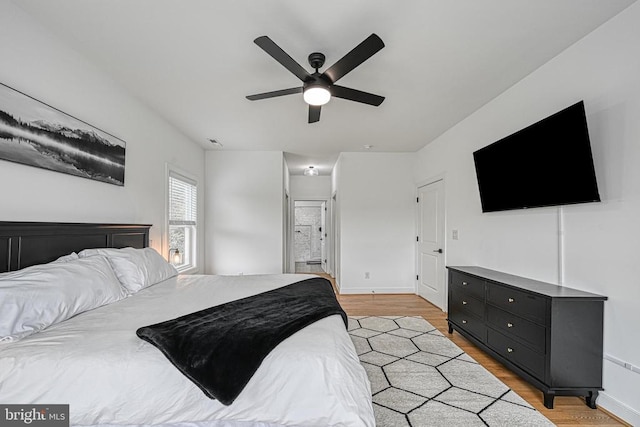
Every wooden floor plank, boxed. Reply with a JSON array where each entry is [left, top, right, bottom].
[[333, 290, 629, 427]]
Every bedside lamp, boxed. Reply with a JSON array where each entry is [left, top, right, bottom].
[[170, 248, 182, 265]]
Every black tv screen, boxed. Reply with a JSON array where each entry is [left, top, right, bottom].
[[473, 101, 600, 212]]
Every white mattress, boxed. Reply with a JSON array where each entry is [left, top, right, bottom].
[[0, 274, 374, 427]]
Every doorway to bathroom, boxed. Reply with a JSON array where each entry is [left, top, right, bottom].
[[293, 200, 326, 273]]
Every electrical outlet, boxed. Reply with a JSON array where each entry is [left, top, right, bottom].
[[452, 229, 459, 240], [364, 272, 370, 279]]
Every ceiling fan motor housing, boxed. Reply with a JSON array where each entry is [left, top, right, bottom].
[[304, 72, 332, 91]]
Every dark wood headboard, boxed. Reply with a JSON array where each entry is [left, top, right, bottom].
[[0, 222, 151, 272]]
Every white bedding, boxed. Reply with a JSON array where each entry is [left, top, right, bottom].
[[0, 274, 374, 427]]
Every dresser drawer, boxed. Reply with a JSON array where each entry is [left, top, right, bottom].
[[487, 328, 545, 379], [449, 310, 486, 342], [487, 283, 547, 324], [449, 271, 485, 299], [487, 305, 546, 354], [450, 288, 484, 318]]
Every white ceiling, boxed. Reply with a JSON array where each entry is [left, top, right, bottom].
[[14, 0, 635, 175]]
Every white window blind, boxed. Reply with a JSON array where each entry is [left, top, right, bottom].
[[169, 173, 197, 226]]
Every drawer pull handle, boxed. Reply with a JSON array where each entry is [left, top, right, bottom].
[[507, 347, 514, 353], [507, 322, 513, 328], [508, 298, 515, 303], [462, 281, 468, 286], [462, 320, 467, 324], [462, 301, 468, 305]]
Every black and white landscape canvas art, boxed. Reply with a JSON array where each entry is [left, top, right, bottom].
[[0, 83, 125, 186]]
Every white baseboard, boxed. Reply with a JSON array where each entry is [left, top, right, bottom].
[[597, 392, 640, 426], [338, 287, 415, 295]]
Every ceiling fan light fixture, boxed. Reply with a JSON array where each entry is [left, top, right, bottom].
[[303, 86, 331, 106], [303, 166, 319, 176]]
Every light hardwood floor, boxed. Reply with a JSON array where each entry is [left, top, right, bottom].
[[331, 287, 628, 427]]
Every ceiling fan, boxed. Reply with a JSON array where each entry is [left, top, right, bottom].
[[246, 34, 385, 123]]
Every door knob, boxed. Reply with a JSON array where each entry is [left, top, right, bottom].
[[433, 249, 443, 253]]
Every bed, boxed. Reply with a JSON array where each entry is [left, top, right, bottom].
[[0, 222, 374, 427]]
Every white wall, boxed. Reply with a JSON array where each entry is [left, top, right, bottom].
[[331, 158, 342, 281], [414, 3, 640, 423], [204, 151, 284, 275], [335, 152, 415, 293], [289, 175, 331, 200], [0, 2, 205, 267]]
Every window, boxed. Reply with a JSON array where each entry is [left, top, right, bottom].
[[168, 170, 197, 272]]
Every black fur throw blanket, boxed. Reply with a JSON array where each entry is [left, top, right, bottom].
[[136, 277, 346, 405]]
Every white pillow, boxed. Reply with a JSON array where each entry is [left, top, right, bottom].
[[78, 247, 178, 293], [0, 256, 126, 343], [51, 252, 79, 263]]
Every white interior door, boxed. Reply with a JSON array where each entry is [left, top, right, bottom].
[[417, 179, 446, 309], [330, 193, 337, 278], [284, 192, 291, 273], [320, 201, 327, 272]]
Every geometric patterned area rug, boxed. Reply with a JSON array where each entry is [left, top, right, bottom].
[[348, 316, 555, 427]]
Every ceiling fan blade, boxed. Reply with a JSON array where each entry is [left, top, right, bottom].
[[246, 87, 302, 101], [323, 34, 384, 83], [254, 36, 311, 82], [308, 105, 321, 123], [331, 85, 385, 106]]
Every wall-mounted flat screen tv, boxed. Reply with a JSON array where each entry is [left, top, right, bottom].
[[473, 101, 600, 213]]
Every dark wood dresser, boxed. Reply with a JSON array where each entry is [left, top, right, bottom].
[[447, 266, 607, 409]]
